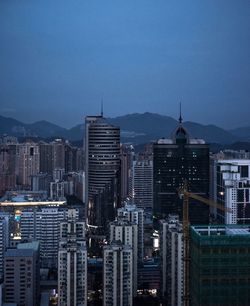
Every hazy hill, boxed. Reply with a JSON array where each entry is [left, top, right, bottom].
[[68, 124, 84, 141], [229, 126, 250, 141], [108, 112, 177, 137], [0, 115, 69, 139], [27, 120, 68, 139], [183, 122, 237, 144], [0, 115, 28, 135], [0, 112, 246, 145]]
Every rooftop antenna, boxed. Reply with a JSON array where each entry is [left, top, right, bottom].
[[179, 101, 183, 124], [101, 98, 103, 117]]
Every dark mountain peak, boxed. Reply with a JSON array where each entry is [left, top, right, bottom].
[[114, 112, 176, 120], [0, 114, 24, 125], [230, 126, 250, 140], [31, 120, 53, 126], [28, 120, 65, 130]]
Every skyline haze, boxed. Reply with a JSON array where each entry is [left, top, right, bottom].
[[1, 0, 250, 128]]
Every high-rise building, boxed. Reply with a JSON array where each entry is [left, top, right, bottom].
[[120, 144, 134, 201], [20, 207, 74, 268], [159, 215, 184, 305], [153, 117, 209, 224], [65, 142, 79, 173], [131, 159, 153, 209], [103, 241, 133, 306], [0, 283, 3, 306], [76, 148, 84, 171], [20, 210, 35, 240], [4, 241, 40, 306], [0, 143, 17, 176], [109, 219, 138, 295], [16, 141, 40, 187], [117, 202, 144, 262], [0, 213, 10, 281], [51, 139, 65, 171], [0, 173, 16, 198], [39, 141, 53, 175], [84, 115, 102, 205], [31, 173, 52, 195], [40, 140, 83, 175], [210, 158, 250, 224], [66, 171, 85, 202], [58, 209, 87, 306], [85, 115, 120, 229], [53, 168, 65, 181], [0, 144, 17, 195], [190, 225, 250, 306], [50, 180, 67, 200]]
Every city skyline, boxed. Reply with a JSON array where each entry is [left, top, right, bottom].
[[0, 115, 250, 305], [1, 0, 250, 128], [1, 1, 250, 304]]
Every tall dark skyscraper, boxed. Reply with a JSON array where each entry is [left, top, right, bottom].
[[85, 115, 121, 230], [153, 114, 209, 224], [39, 141, 53, 175]]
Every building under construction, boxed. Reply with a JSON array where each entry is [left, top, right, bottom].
[[190, 224, 250, 306]]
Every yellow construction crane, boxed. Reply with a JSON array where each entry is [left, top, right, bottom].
[[178, 183, 232, 306]]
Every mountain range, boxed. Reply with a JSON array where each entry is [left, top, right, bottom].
[[0, 113, 250, 145]]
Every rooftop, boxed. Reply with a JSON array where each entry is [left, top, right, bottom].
[[156, 138, 205, 144], [17, 241, 40, 252], [1, 190, 48, 202], [191, 225, 250, 237], [120, 201, 144, 212], [5, 248, 35, 258], [0, 190, 66, 207], [0, 200, 66, 207], [217, 159, 250, 166]]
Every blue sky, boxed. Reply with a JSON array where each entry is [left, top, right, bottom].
[[0, 0, 249, 128]]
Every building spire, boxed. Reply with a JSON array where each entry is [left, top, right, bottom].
[[179, 102, 183, 124], [101, 99, 103, 117]]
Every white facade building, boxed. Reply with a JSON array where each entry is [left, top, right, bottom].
[[211, 159, 250, 224], [109, 220, 138, 296], [58, 209, 87, 306], [117, 202, 144, 262], [50, 180, 67, 200], [103, 241, 133, 306], [160, 215, 184, 306], [0, 213, 10, 280], [20, 207, 76, 268], [131, 159, 153, 209]]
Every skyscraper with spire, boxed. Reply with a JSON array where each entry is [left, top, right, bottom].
[[153, 108, 209, 224]]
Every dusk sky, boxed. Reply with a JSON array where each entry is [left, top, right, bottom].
[[0, 0, 250, 128]]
